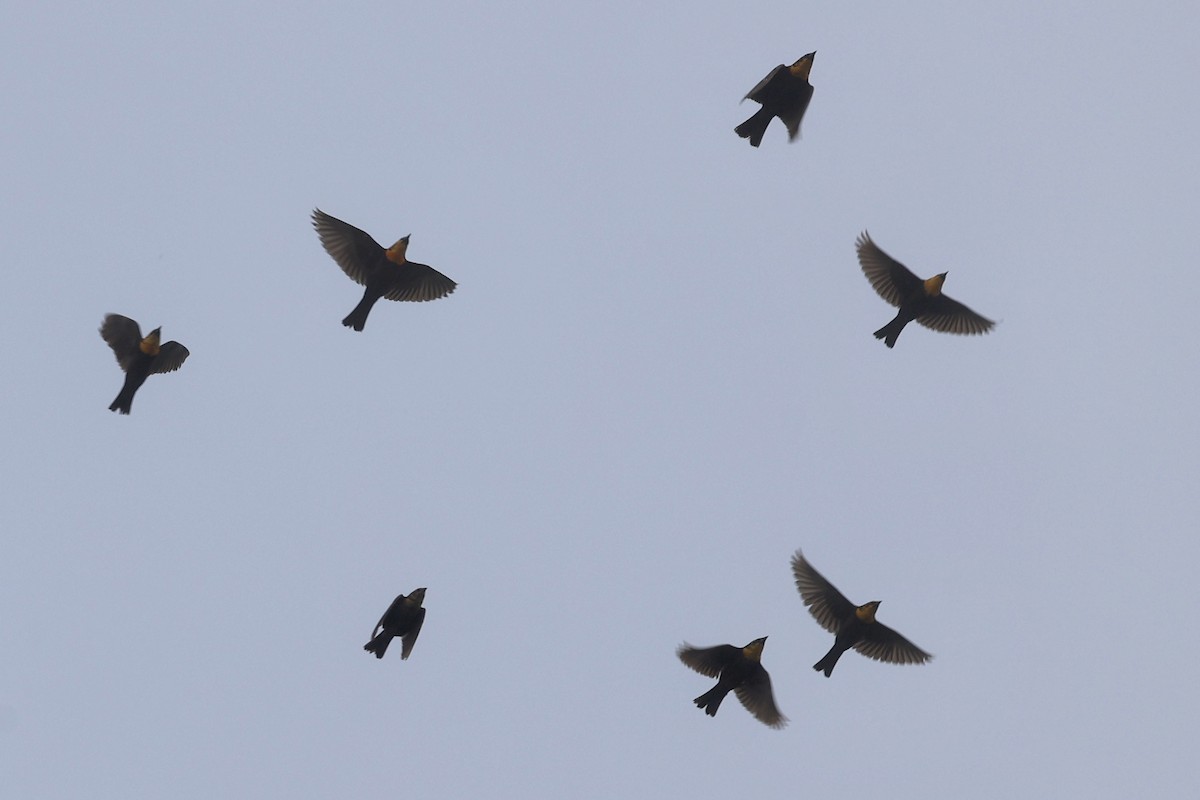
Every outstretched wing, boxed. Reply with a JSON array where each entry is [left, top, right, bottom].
[[382, 261, 458, 303], [312, 208, 386, 286], [151, 342, 189, 374], [676, 643, 738, 678], [734, 666, 787, 729], [856, 232, 923, 307], [854, 621, 932, 666], [791, 550, 857, 635], [99, 314, 144, 371], [915, 295, 995, 336]]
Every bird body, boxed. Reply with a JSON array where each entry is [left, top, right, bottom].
[[364, 588, 427, 660], [677, 637, 787, 728], [857, 232, 994, 348], [99, 314, 189, 414], [791, 550, 930, 677], [312, 209, 456, 331], [736, 52, 816, 147]]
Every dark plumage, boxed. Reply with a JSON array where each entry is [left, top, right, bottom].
[[735, 52, 816, 147], [791, 550, 931, 677], [364, 588, 426, 660], [99, 314, 189, 414], [312, 209, 456, 331], [857, 231, 995, 348], [677, 637, 787, 728]]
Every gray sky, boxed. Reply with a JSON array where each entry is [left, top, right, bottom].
[[4, 2, 1198, 797]]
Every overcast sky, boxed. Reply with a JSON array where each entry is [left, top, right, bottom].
[[3, 2, 1198, 798]]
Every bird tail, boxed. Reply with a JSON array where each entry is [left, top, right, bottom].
[[874, 319, 905, 349], [109, 390, 133, 415], [735, 107, 774, 148], [342, 296, 376, 331], [364, 633, 390, 659], [813, 646, 842, 677], [693, 687, 727, 717]]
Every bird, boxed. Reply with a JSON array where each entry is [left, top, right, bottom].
[[735, 52, 816, 147], [312, 209, 456, 331], [99, 314, 190, 414], [857, 231, 995, 348], [364, 588, 426, 660], [791, 550, 931, 677], [676, 637, 787, 728]]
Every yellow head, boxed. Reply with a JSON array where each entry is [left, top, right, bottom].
[[789, 51, 816, 81], [139, 327, 162, 356], [385, 235, 411, 265], [855, 601, 881, 623], [923, 272, 947, 297], [742, 636, 768, 661], [407, 587, 427, 607]]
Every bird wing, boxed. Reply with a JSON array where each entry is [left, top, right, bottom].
[[779, 86, 814, 141], [372, 594, 406, 639], [791, 550, 858, 635], [150, 342, 190, 374], [854, 621, 932, 666], [312, 208, 386, 287], [915, 295, 995, 336], [400, 607, 426, 660], [734, 667, 787, 729], [856, 232, 923, 307], [382, 261, 458, 302], [743, 64, 786, 102], [99, 314, 144, 371], [676, 643, 738, 678]]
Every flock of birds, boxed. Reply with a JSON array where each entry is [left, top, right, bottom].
[[678, 551, 932, 728], [98, 51, 996, 729]]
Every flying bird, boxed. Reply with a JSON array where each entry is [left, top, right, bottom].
[[364, 588, 426, 660], [791, 550, 931, 677], [99, 314, 189, 414], [312, 209, 456, 331], [857, 231, 995, 348], [735, 52, 816, 147], [677, 637, 787, 728]]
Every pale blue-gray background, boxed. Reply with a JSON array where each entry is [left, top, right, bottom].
[[3, 2, 1197, 797]]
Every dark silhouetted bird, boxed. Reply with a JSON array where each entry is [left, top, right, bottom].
[[791, 550, 931, 677], [677, 637, 787, 728], [99, 314, 190, 414], [736, 52, 816, 147], [312, 209, 456, 331], [857, 231, 995, 348], [364, 588, 426, 660]]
